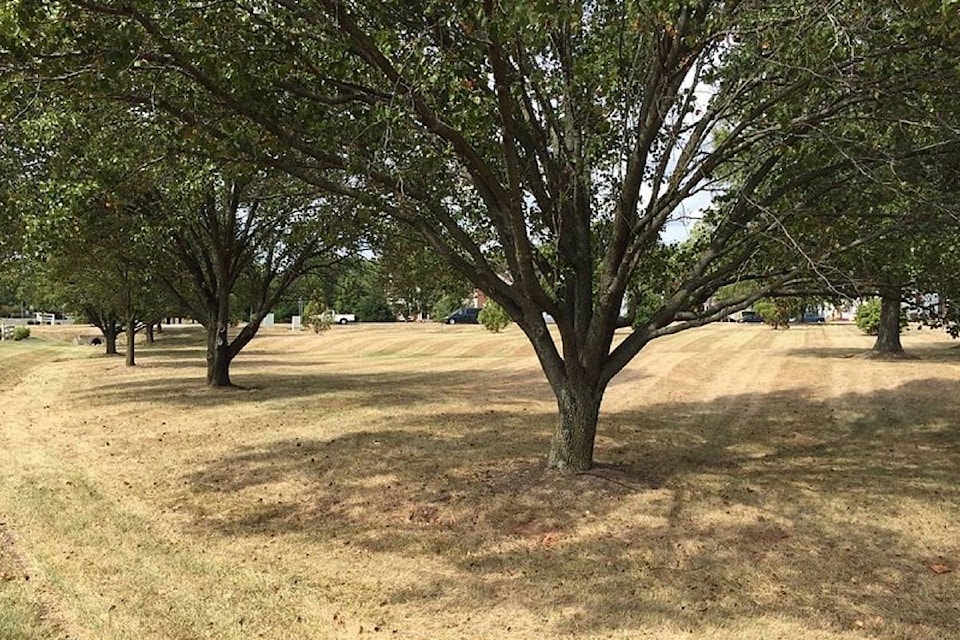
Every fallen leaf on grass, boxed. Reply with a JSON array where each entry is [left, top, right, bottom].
[[853, 616, 884, 630], [928, 563, 952, 575], [540, 532, 562, 547]]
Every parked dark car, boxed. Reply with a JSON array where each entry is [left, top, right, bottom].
[[739, 311, 763, 323], [445, 307, 481, 324], [801, 312, 825, 323]]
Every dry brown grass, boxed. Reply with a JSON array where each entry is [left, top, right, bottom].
[[0, 321, 958, 639]]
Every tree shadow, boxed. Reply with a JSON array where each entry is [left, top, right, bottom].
[[786, 340, 959, 362], [137, 357, 333, 371], [178, 378, 960, 638], [75, 367, 556, 410], [138, 346, 293, 367], [136, 326, 293, 365]]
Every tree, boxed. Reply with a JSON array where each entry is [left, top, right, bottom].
[[302, 293, 332, 333], [38, 198, 168, 363], [331, 259, 395, 321], [0, 80, 169, 362], [754, 300, 793, 330], [12, 1, 960, 468], [29, 159, 171, 364], [479, 300, 511, 333], [152, 169, 355, 386], [2, 32, 359, 380], [0, 68, 46, 320], [374, 229, 474, 320], [755, 111, 960, 353]]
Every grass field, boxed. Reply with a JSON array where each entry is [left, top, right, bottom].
[[0, 321, 958, 639]]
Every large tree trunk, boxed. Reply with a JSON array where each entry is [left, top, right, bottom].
[[105, 331, 118, 355], [873, 286, 903, 353], [145, 323, 155, 344], [519, 303, 615, 472], [548, 383, 602, 471], [206, 322, 234, 387], [90, 309, 122, 356], [205, 319, 265, 387], [124, 321, 136, 366]]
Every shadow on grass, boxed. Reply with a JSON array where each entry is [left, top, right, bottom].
[[76, 366, 556, 410], [138, 346, 294, 368], [136, 357, 330, 371], [179, 378, 960, 638], [135, 327, 292, 365], [786, 339, 960, 362]]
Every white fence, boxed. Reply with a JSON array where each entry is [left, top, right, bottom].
[[1, 324, 15, 341]]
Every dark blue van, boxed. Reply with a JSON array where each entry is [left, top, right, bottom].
[[444, 308, 481, 324]]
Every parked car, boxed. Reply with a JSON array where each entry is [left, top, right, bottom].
[[329, 312, 356, 324], [739, 310, 763, 323], [445, 307, 481, 324], [801, 312, 825, 324]]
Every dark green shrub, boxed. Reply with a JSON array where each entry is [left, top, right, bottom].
[[355, 295, 394, 322], [854, 299, 881, 335], [12, 326, 30, 341], [754, 299, 792, 329], [478, 300, 511, 333], [855, 298, 907, 336]]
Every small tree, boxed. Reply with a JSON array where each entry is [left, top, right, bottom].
[[856, 298, 907, 344], [479, 301, 511, 333], [153, 170, 354, 386], [303, 295, 331, 333], [855, 299, 882, 336], [755, 300, 794, 330]]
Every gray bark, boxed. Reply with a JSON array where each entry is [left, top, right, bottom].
[[124, 320, 136, 366], [547, 383, 602, 472], [873, 286, 904, 353]]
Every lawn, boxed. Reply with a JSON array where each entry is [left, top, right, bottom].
[[0, 322, 958, 639]]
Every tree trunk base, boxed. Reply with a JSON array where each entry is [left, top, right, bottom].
[[546, 456, 593, 473], [547, 387, 601, 472], [873, 286, 904, 354], [206, 382, 243, 390], [206, 374, 235, 388], [858, 350, 916, 361]]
